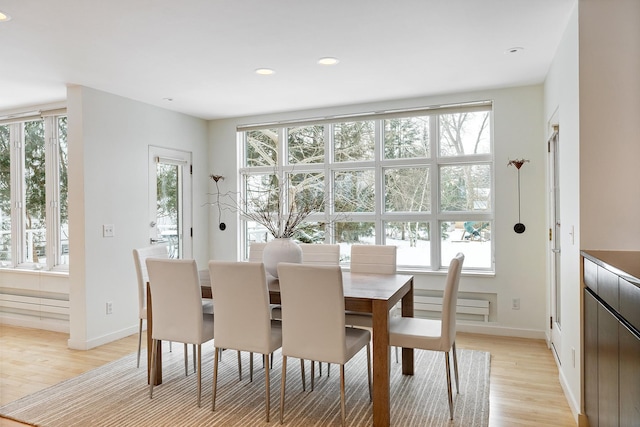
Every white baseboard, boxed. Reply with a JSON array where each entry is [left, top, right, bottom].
[[0, 313, 69, 333], [456, 321, 547, 340], [67, 325, 138, 350]]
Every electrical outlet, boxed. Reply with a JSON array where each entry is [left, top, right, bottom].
[[103, 224, 115, 237], [512, 298, 520, 310], [106, 302, 113, 315]]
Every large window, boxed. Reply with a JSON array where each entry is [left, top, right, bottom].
[[239, 103, 493, 271], [0, 112, 68, 270]]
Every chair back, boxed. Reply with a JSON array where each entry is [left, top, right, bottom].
[[248, 242, 267, 262], [300, 243, 340, 265], [208, 261, 275, 353], [441, 252, 465, 348], [146, 258, 205, 344], [350, 244, 396, 274], [277, 263, 346, 364], [133, 245, 169, 318]]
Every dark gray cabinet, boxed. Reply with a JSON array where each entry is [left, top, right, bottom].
[[582, 251, 640, 427]]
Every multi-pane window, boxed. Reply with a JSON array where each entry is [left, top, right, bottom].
[[0, 113, 68, 270], [239, 103, 493, 271]]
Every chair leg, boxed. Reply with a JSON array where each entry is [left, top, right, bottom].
[[300, 359, 306, 391], [265, 353, 271, 422], [366, 343, 372, 402], [250, 352, 254, 383], [237, 351, 242, 381], [197, 344, 202, 408], [212, 346, 219, 411], [280, 355, 288, 424], [452, 342, 460, 394], [395, 346, 399, 363], [136, 319, 143, 368], [184, 343, 189, 376], [444, 351, 454, 420], [193, 344, 197, 373], [340, 364, 346, 427], [149, 339, 157, 399], [311, 361, 315, 391]]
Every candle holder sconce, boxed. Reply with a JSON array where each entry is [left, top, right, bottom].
[[209, 174, 226, 231], [507, 159, 529, 234]]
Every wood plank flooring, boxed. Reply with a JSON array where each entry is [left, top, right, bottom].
[[0, 324, 576, 426]]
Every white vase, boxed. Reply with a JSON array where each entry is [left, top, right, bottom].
[[262, 238, 302, 278]]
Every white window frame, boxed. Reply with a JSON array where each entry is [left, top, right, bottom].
[[1, 109, 68, 271], [238, 102, 494, 272]]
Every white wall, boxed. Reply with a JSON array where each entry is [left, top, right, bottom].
[[543, 1, 640, 423], [67, 86, 209, 349], [209, 85, 549, 337], [544, 4, 582, 422], [579, 0, 640, 250]]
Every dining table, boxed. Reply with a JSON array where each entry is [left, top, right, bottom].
[[147, 268, 414, 427]]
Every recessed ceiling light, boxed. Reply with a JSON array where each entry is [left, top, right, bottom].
[[0, 11, 12, 22], [255, 68, 275, 75], [505, 47, 524, 54], [318, 57, 339, 66], [163, 97, 173, 102]]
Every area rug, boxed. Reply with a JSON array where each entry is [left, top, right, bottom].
[[1, 343, 490, 426]]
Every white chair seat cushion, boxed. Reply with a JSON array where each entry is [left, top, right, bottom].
[[344, 327, 371, 362], [202, 300, 214, 315], [269, 320, 283, 352], [388, 317, 448, 352], [344, 311, 372, 328], [270, 305, 282, 320], [201, 313, 215, 343]]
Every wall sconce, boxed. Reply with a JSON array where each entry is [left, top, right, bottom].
[[209, 174, 226, 230], [507, 159, 529, 234]]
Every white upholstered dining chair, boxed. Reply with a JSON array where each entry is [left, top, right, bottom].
[[146, 258, 215, 407], [344, 244, 397, 328], [134, 245, 212, 372], [271, 243, 340, 320], [133, 245, 169, 369], [277, 262, 372, 426], [388, 252, 465, 420], [209, 260, 282, 422], [248, 241, 267, 262]]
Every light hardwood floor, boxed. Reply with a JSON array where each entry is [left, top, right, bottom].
[[0, 324, 576, 427]]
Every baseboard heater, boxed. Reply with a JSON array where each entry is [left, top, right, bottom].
[[414, 295, 490, 322]]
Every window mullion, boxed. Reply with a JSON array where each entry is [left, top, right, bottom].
[[430, 115, 440, 270], [11, 124, 25, 265], [374, 119, 383, 244], [45, 116, 59, 269]]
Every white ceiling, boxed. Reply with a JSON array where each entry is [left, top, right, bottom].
[[1, 0, 575, 120]]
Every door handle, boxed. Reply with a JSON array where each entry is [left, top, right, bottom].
[[551, 248, 561, 253]]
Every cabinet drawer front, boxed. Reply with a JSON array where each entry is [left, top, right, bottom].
[[620, 278, 640, 332], [598, 266, 619, 311], [584, 259, 598, 291]]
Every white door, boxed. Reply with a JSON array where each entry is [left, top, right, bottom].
[[548, 127, 561, 362], [148, 146, 192, 259]]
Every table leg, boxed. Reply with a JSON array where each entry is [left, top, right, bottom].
[[372, 299, 390, 427], [401, 278, 414, 375], [146, 283, 162, 385]]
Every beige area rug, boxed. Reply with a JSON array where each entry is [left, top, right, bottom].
[[1, 342, 490, 426]]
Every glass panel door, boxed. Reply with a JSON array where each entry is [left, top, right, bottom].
[[548, 127, 561, 362], [148, 146, 192, 259]]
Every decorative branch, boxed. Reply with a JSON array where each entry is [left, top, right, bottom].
[[206, 168, 342, 239]]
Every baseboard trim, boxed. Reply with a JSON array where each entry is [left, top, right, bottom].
[[67, 325, 138, 350], [456, 321, 546, 339]]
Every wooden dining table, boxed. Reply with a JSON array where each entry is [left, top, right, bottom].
[[147, 269, 414, 427]]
